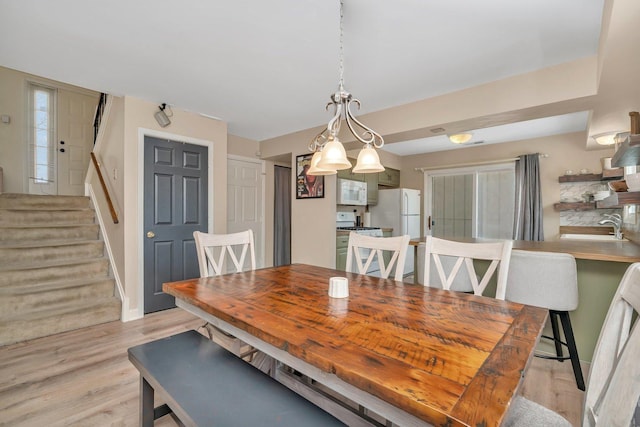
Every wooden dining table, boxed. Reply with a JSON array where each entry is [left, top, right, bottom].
[[163, 263, 547, 427]]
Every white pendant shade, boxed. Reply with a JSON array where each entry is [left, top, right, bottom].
[[352, 145, 385, 173], [307, 151, 337, 176], [316, 136, 351, 170]]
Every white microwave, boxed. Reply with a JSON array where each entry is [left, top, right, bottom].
[[337, 178, 367, 206]]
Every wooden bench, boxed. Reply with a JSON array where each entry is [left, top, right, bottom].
[[128, 330, 346, 427]]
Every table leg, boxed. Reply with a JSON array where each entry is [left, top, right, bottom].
[[414, 245, 419, 284], [140, 376, 154, 427]]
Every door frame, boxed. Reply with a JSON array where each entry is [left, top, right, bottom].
[[136, 128, 215, 317], [226, 154, 266, 268]]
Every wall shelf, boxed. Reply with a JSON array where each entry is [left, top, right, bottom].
[[558, 169, 623, 183], [596, 191, 640, 208], [554, 202, 596, 211]]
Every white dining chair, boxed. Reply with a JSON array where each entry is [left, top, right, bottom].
[[193, 230, 256, 359], [421, 236, 513, 298], [505, 250, 584, 391], [194, 229, 256, 277], [345, 232, 410, 281], [503, 262, 640, 427]]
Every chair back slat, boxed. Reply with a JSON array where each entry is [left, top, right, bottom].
[[194, 230, 256, 277], [422, 236, 512, 298], [345, 232, 410, 281], [583, 263, 640, 427]]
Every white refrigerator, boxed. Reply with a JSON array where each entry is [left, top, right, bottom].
[[370, 188, 421, 277]]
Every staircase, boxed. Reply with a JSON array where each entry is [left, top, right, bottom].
[[0, 193, 120, 346]]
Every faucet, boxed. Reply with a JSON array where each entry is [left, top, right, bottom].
[[598, 213, 623, 239]]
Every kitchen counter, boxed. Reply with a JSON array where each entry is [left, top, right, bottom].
[[408, 236, 640, 263]]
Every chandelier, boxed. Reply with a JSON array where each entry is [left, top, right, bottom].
[[307, 0, 385, 176]]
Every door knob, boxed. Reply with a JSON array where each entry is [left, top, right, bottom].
[[146, 231, 155, 238], [59, 148, 65, 153]]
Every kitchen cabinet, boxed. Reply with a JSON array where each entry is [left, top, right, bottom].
[[366, 172, 378, 205], [337, 166, 364, 182], [336, 233, 349, 271], [378, 167, 400, 188]]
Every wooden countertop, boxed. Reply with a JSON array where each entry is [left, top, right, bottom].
[[409, 237, 640, 263]]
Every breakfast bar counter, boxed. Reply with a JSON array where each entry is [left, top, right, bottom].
[[409, 236, 640, 263]]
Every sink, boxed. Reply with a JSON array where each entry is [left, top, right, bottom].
[[560, 233, 628, 242]]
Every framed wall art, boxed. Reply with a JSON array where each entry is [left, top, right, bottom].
[[295, 154, 324, 199]]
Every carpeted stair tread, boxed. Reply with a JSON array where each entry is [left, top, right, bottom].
[[0, 238, 102, 249], [0, 279, 116, 317], [0, 193, 91, 210], [0, 208, 95, 227], [0, 225, 99, 245], [0, 297, 121, 346], [0, 241, 104, 268], [0, 276, 114, 295], [0, 258, 109, 287]]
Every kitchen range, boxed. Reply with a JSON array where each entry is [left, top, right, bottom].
[[336, 212, 383, 276]]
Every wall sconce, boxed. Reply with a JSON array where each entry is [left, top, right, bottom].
[[154, 103, 172, 128], [448, 133, 473, 144]]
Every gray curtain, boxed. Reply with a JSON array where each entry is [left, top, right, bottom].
[[513, 153, 544, 241], [273, 166, 291, 266]]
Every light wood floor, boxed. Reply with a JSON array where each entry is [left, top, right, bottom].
[[0, 308, 585, 426]]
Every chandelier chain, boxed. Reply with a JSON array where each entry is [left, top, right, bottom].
[[338, 0, 344, 90]]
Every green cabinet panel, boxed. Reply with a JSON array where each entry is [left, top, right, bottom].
[[336, 234, 350, 271], [366, 172, 378, 205], [378, 167, 400, 188], [337, 166, 364, 182]]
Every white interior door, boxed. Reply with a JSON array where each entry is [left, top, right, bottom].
[[56, 89, 98, 195], [227, 156, 264, 268]]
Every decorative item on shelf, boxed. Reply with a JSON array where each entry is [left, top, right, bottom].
[[601, 157, 613, 170], [564, 169, 575, 175], [579, 168, 590, 175], [307, 0, 384, 176], [625, 173, 640, 192], [608, 180, 628, 192]]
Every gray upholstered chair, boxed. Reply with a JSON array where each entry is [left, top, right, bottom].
[[504, 262, 640, 426], [505, 250, 584, 391]]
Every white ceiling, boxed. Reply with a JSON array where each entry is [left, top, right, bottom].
[[0, 0, 607, 151]]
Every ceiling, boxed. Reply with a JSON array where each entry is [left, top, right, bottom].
[[2, 0, 633, 155]]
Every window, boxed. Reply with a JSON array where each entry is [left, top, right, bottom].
[[28, 84, 56, 184], [425, 163, 515, 239]]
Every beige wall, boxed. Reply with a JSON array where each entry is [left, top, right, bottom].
[[400, 131, 612, 239], [228, 134, 260, 159], [0, 66, 99, 193]]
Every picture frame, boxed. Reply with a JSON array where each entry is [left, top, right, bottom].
[[296, 154, 324, 199]]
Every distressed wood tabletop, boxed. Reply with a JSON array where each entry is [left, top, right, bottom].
[[164, 264, 547, 426]]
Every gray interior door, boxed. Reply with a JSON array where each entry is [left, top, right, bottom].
[[144, 136, 207, 313]]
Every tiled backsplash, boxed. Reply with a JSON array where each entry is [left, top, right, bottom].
[[559, 181, 621, 226]]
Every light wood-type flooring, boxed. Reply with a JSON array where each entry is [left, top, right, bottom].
[[0, 308, 586, 426]]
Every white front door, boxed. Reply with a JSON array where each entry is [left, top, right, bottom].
[[227, 157, 264, 268], [56, 89, 99, 195]]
